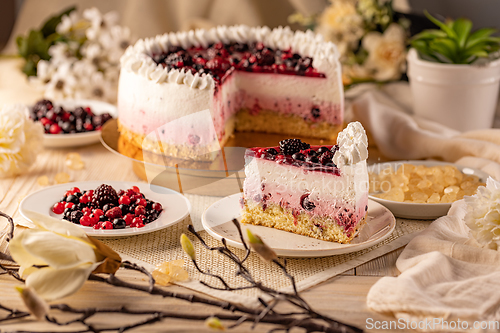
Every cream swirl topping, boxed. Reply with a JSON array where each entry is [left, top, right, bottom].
[[333, 122, 368, 166]]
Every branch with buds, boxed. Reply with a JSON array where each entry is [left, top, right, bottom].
[[0, 212, 362, 333]]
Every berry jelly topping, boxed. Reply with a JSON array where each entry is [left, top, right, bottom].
[[51, 184, 163, 229], [249, 139, 340, 175], [151, 42, 326, 86], [30, 99, 113, 134]]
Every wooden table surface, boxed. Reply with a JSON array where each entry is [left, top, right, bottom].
[[0, 142, 411, 333]]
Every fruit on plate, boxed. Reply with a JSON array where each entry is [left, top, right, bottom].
[[30, 99, 113, 134], [51, 184, 163, 229]]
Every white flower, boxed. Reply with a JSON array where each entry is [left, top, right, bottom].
[[362, 23, 407, 81], [465, 178, 500, 250], [0, 104, 43, 177], [83, 7, 119, 41], [48, 42, 79, 65], [78, 70, 117, 103], [43, 61, 79, 100], [9, 211, 121, 301], [98, 26, 134, 64], [56, 11, 80, 34], [316, 0, 365, 59]]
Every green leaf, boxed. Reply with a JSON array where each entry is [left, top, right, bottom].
[[429, 38, 458, 63], [466, 28, 497, 49], [424, 10, 457, 39], [412, 29, 447, 41], [452, 18, 472, 49], [40, 6, 76, 38], [22, 58, 37, 76]]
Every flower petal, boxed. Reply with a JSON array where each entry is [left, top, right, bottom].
[[23, 211, 89, 239], [25, 263, 98, 301], [19, 229, 97, 270], [9, 230, 48, 268]]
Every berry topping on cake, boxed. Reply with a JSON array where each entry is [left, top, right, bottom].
[[92, 184, 119, 208]]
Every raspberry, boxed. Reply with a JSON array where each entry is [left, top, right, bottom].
[[91, 184, 119, 208], [152, 202, 162, 211], [105, 207, 122, 220], [136, 198, 147, 207], [135, 205, 146, 216]]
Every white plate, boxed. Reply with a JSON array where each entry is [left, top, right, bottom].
[[19, 181, 191, 237], [368, 160, 489, 219], [201, 193, 395, 258], [39, 99, 117, 148]]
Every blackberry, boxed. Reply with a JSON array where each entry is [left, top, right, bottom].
[[279, 139, 309, 156], [319, 151, 334, 165], [331, 145, 339, 154], [69, 211, 84, 224], [91, 184, 119, 208]]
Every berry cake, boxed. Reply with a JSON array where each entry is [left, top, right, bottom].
[[241, 122, 369, 244], [118, 25, 343, 161]]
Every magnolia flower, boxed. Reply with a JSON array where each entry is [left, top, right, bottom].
[[0, 104, 43, 177], [362, 23, 406, 81], [9, 211, 121, 301], [316, 0, 364, 59], [465, 178, 500, 250]]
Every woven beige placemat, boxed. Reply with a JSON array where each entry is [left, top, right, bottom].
[[102, 194, 431, 308]]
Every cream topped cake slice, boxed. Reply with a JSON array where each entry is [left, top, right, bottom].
[[241, 122, 369, 244]]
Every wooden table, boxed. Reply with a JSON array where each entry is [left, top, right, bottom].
[[0, 142, 409, 332]]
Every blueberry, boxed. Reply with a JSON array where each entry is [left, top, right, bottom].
[[292, 153, 305, 161], [102, 203, 115, 212], [300, 194, 316, 211], [306, 156, 319, 163], [311, 107, 320, 119], [66, 195, 79, 204], [119, 204, 129, 214], [317, 147, 330, 154], [99, 215, 108, 222], [113, 218, 126, 229], [70, 211, 83, 224], [266, 148, 278, 155]]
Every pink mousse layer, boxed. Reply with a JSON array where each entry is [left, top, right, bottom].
[[120, 74, 342, 144]]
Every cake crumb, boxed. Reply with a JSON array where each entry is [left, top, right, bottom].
[[152, 259, 188, 286]]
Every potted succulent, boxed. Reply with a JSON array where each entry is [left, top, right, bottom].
[[407, 12, 500, 132]]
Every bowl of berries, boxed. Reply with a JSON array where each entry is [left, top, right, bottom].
[[29, 99, 117, 148], [19, 181, 191, 237]]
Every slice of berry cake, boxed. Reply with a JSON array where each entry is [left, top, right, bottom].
[[241, 122, 369, 244]]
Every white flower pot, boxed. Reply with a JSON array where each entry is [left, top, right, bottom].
[[407, 48, 500, 132]]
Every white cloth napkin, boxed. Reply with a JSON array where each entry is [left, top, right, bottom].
[[350, 84, 500, 180], [366, 200, 500, 332]]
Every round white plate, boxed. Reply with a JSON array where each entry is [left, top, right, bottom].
[[19, 181, 191, 237], [201, 193, 395, 258], [368, 160, 489, 219], [39, 99, 117, 148]]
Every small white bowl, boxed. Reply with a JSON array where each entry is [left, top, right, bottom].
[[368, 160, 489, 220], [39, 99, 117, 148]]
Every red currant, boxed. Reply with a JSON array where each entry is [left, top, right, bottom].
[[65, 202, 74, 209], [49, 124, 62, 134], [101, 221, 113, 229], [136, 198, 147, 207], [82, 207, 92, 215], [80, 195, 89, 204], [136, 222, 145, 228], [52, 202, 65, 214], [131, 186, 140, 193], [80, 215, 92, 227], [70, 187, 80, 194], [124, 214, 134, 226], [152, 202, 162, 211], [135, 205, 146, 216], [89, 214, 99, 226], [132, 217, 143, 225], [119, 196, 131, 205], [93, 222, 103, 229]]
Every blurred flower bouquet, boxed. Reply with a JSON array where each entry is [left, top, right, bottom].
[[16, 7, 135, 103], [290, 0, 409, 85]]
